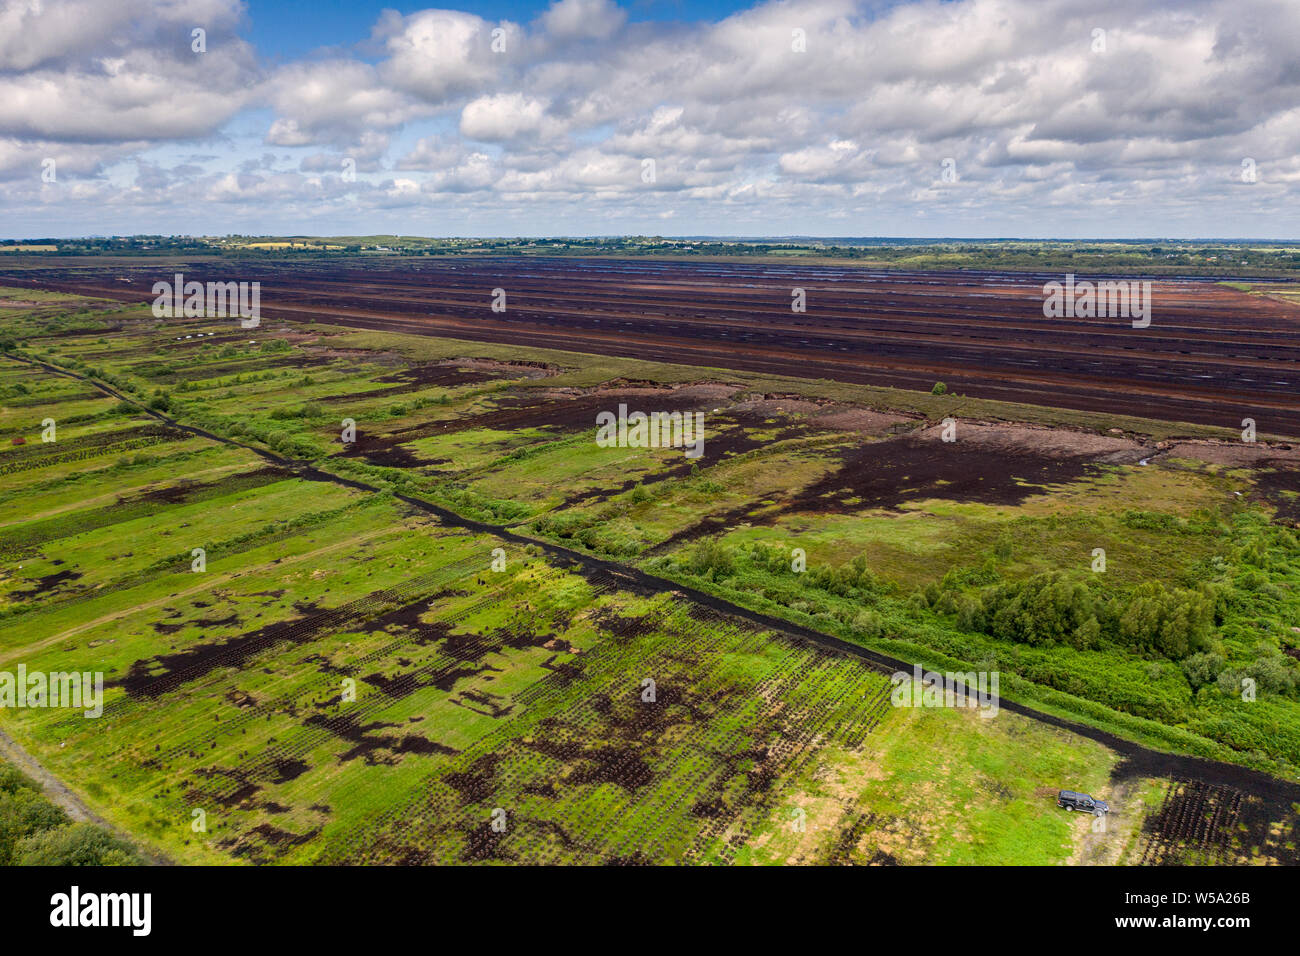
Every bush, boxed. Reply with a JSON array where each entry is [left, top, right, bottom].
[[1243, 650, 1298, 696], [0, 765, 37, 795], [689, 539, 734, 577], [805, 555, 881, 599], [270, 402, 325, 421], [1181, 651, 1226, 690], [1121, 510, 1180, 532], [852, 609, 884, 638], [931, 382, 947, 395], [14, 821, 140, 866], [0, 788, 69, 865]]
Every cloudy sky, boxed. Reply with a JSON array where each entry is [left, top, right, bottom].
[[3, 0, 1299, 239]]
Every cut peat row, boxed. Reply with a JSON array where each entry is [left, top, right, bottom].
[[7, 255, 1298, 437]]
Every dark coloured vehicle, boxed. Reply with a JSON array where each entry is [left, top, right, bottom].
[[1058, 790, 1110, 814]]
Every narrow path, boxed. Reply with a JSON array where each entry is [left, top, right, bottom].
[[0, 725, 172, 865], [6, 351, 1300, 815]]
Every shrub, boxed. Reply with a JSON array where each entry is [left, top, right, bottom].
[[1121, 510, 1180, 532], [0, 764, 38, 796], [852, 609, 884, 638], [269, 402, 325, 421], [14, 821, 140, 866], [689, 539, 733, 577], [1243, 650, 1298, 696], [806, 555, 881, 599], [0, 788, 69, 865], [1181, 651, 1226, 690]]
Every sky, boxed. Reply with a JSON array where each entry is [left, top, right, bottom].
[[2, 0, 1299, 239]]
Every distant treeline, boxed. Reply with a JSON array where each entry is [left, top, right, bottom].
[[3, 236, 1300, 276]]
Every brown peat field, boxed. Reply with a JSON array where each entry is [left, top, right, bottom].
[[0, 256, 1298, 866]]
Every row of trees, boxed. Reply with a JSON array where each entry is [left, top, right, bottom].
[[692, 540, 1272, 669], [960, 573, 1219, 660]]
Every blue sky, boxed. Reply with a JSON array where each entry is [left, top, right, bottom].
[[245, 0, 759, 58], [3, 0, 1299, 239]]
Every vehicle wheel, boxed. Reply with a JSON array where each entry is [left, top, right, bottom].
[[1064, 805, 1072, 811]]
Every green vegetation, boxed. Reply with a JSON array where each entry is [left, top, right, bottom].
[[1, 283, 1298, 866], [1, 762, 140, 865], [5, 236, 1300, 278]]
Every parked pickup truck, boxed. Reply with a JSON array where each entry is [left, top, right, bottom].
[[1058, 790, 1110, 814]]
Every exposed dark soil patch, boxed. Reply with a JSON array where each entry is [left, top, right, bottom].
[[443, 753, 502, 802], [153, 613, 241, 635], [352, 596, 453, 644], [133, 465, 288, 505], [115, 600, 335, 698], [303, 711, 458, 765], [588, 606, 656, 640], [449, 689, 514, 718], [270, 757, 309, 782], [192, 767, 261, 807], [397, 387, 715, 441], [337, 381, 740, 474], [787, 434, 1100, 513], [217, 822, 321, 863], [1253, 465, 1300, 524], [376, 363, 506, 388], [1135, 778, 1300, 865], [651, 432, 1105, 552], [524, 737, 655, 792], [604, 850, 656, 865], [8, 567, 82, 599], [459, 820, 514, 863], [560, 421, 808, 507], [340, 431, 434, 468], [316, 363, 504, 405]]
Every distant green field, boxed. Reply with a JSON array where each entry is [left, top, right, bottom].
[[5, 236, 1300, 278]]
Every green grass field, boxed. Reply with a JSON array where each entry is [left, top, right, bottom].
[[1, 288, 1297, 865]]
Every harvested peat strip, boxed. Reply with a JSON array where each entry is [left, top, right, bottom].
[[7, 258, 1300, 438]]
